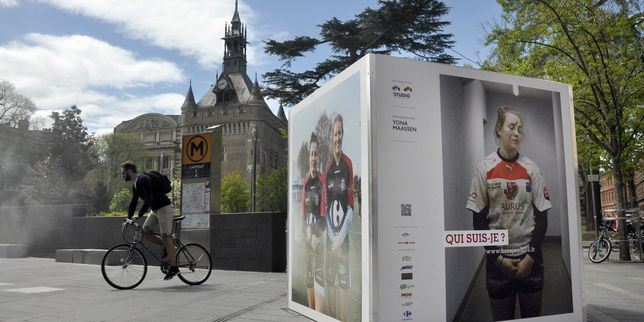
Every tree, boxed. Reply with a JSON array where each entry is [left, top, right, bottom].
[[85, 132, 146, 211], [221, 171, 250, 213], [31, 106, 97, 204], [256, 167, 288, 212], [109, 188, 133, 212], [263, 0, 456, 106], [483, 0, 643, 260], [0, 80, 35, 127]]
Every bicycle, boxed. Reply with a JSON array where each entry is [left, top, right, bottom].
[[101, 216, 212, 289], [588, 220, 612, 263], [607, 220, 643, 260]]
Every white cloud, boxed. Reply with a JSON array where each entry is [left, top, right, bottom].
[[37, 0, 262, 68], [0, 33, 183, 92], [0, 33, 185, 132], [78, 93, 185, 134], [0, 0, 19, 7]]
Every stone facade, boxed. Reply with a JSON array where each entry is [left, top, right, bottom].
[[113, 113, 180, 176], [114, 1, 287, 180]]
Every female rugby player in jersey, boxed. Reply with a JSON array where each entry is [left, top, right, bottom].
[[325, 114, 354, 322], [301, 133, 326, 312], [466, 106, 551, 320]]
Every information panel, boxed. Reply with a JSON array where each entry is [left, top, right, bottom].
[[181, 131, 220, 229]]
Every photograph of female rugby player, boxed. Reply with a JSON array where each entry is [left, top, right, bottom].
[[440, 75, 573, 321], [289, 72, 363, 322]]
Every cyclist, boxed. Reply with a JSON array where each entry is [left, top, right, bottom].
[[121, 161, 178, 280], [466, 107, 551, 320]]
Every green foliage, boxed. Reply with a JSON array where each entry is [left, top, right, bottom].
[[263, 0, 456, 106], [96, 211, 127, 217], [256, 167, 288, 213], [85, 133, 146, 197], [45, 106, 95, 178], [221, 171, 250, 213], [84, 132, 146, 212], [279, 127, 288, 140], [482, 0, 642, 259], [29, 106, 96, 204], [482, 0, 642, 198], [109, 188, 133, 212]]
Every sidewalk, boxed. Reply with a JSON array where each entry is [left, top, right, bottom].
[[583, 249, 644, 322], [0, 252, 642, 322], [0, 258, 309, 322]]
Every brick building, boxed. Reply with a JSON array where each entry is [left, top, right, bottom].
[[599, 169, 644, 222]]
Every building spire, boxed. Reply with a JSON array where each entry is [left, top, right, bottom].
[[251, 72, 262, 100], [232, 0, 240, 22], [181, 81, 197, 110], [223, 0, 247, 75], [277, 103, 287, 123]]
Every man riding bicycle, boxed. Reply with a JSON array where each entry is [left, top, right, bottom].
[[121, 161, 178, 280]]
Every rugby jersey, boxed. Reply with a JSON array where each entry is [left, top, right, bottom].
[[325, 153, 354, 234], [302, 172, 326, 235], [467, 151, 552, 255]]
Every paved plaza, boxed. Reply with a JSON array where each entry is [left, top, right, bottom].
[[0, 249, 642, 322]]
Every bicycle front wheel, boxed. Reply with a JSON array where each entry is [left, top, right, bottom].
[[588, 238, 611, 263], [101, 244, 147, 289], [176, 243, 212, 285]]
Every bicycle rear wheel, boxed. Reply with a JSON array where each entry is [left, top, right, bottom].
[[176, 243, 212, 285], [101, 244, 147, 289], [588, 238, 611, 263]]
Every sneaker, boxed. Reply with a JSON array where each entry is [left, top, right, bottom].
[[164, 266, 179, 280]]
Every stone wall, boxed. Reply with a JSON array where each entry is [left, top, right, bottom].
[[210, 212, 286, 272]]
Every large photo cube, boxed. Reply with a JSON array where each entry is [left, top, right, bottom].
[[288, 54, 583, 322]]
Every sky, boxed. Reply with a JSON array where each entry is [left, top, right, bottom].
[[0, 0, 502, 135]]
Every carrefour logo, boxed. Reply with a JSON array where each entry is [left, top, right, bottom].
[[392, 85, 413, 99]]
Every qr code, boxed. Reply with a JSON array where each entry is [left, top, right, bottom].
[[401, 204, 412, 216]]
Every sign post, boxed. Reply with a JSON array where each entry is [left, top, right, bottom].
[[180, 128, 221, 229]]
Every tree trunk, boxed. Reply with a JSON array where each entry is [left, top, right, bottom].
[[627, 178, 637, 209], [613, 157, 631, 261]]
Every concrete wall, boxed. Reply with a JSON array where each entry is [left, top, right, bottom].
[[210, 212, 286, 272], [0, 206, 209, 258]]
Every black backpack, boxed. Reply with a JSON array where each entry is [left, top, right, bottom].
[[145, 171, 172, 194]]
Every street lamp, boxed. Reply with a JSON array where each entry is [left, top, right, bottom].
[[251, 125, 258, 213]]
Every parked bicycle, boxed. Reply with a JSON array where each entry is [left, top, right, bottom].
[[101, 216, 212, 289], [588, 220, 612, 263], [589, 219, 643, 263], [610, 221, 643, 260]]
